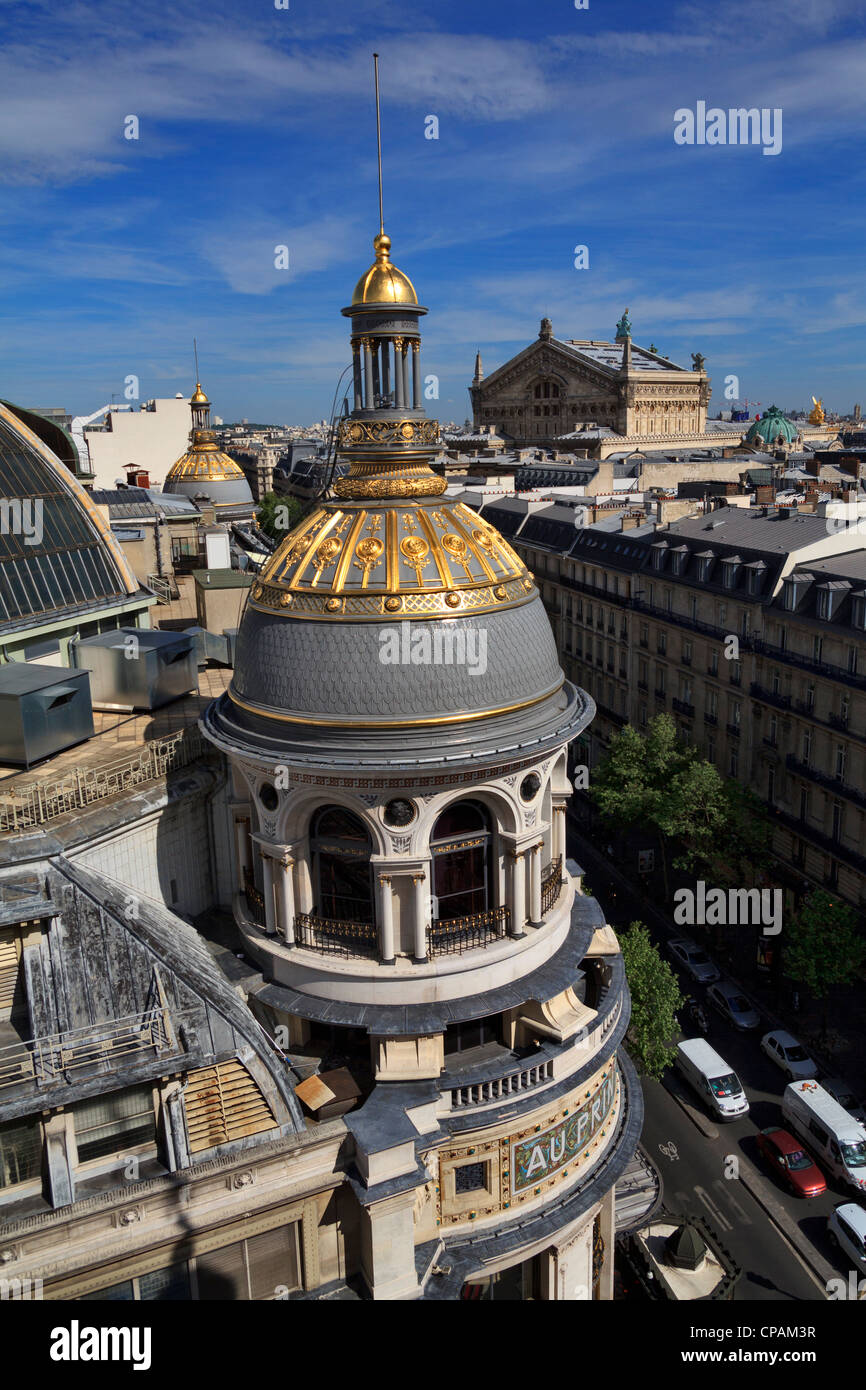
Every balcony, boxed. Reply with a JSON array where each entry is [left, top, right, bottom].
[[754, 637, 866, 691], [770, 806, 866, 876], [784, 756, 866, 811], [429, 905, 510, 957], [749, 682, 791, 712], [703, 711, 718, 726], [449, 1058, 554, 1110], [654, 688, 667, 702], [541, 856, 563, 917], [0, 1008, 174, 1093], [295, 911, 379, 960], [672, 697, 695, 718], [726, 723, 741, 738]]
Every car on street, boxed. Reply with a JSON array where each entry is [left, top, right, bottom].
[[827, 1202, 866, 1275], [668, 937, 720, 984], [706, 981, 761, 1031], [760, 1029, 819, 1081], [756, 1126, 826, 1198], [821, 1077, 866, 1125]]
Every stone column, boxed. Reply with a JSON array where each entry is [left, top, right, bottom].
[[363, 339, 374, 409], [412, 341, 422, 409], [378, 874, 395, 964], [393, 338, 404, 408], [529, 842, 543, 926], [412, 870, 428, 963], [371, 340, 381, 402], [352, 341, 363, 410], [381, 338, 391, 403], [508, 850, 526, 938], [234, 818, 250, 884], [597, 1190, 615, 1302], [275, 855, 296, 945], [401, 341, 411, 408], [359, 1189, 421, 1300], [262, 852, 276, 936], [552, 804, 565, 866], [44, 1112, 76, 1209]]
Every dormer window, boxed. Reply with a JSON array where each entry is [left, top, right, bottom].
[[695, 551, 714, 582], [816, 587, 832, 621], [670, 546, 689, 576], [783, 572, 811, 612], [651, 542, 668, 572], [816, 580, 851, 622], [851, 592, 866, 631], [721, 556, 741, 589], [745, 561, 766, 596]]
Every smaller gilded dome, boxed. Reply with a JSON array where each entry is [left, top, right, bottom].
[[190, 382, 209, 406], [352, 233, 418, 306]]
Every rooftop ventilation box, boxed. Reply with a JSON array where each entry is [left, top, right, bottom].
[[0, 663, 94, 767], [74, 628, 197, 710]]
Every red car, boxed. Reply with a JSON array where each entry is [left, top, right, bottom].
[[757, 1127, 827, 1198]]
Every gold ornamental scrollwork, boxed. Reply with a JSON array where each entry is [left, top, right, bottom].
[[334, 474, 446, 499], [336, 417, 440, 449]]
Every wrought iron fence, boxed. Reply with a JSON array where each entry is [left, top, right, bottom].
[[295, 911, 379, 960], [0, 728, 207, 833], [541, 856, 563, 917], [428, 905, 509, 957]]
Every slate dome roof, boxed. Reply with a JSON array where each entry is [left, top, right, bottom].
[[163, 382, 253, 509]]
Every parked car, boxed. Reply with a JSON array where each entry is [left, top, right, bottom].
[[783, 1081, 866, 1194], [827, 1202, 866, 1275], [668, 937, 720, 984], [821, 1077, 866, 1126], [761, 1029, 819, 1081], [706, 981, 761, 1031], [756, 1126, 826, 1198]]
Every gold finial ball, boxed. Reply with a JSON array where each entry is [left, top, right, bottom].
[[374, 233, 391, 259]]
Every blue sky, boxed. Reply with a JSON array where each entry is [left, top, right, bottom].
[[0, 0, 865, 424]]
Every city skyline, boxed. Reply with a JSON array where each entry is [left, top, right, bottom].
[[1, 0, 865, 422]]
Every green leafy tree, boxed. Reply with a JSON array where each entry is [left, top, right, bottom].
[[256, 491, 305, 541], [618, 920, 686, 1079], [783, 889, 866, 1036], [592, 713, 772, 900]]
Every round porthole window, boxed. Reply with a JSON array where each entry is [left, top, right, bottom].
[[259, 783, 279, 812], [520, 774, 541, 803], [384, 798, 416, 827]]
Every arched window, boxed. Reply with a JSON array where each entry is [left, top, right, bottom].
[[311, 806, 373, 922], [431, 801, 492, 921]]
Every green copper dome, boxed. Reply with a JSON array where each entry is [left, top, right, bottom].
[[744, 405, 799, 447]]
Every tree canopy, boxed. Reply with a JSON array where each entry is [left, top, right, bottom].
[[618, 920, 685, 1079], [256, 491, 306, 541]]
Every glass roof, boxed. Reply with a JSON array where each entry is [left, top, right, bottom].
[[0, 412, 134, 628]]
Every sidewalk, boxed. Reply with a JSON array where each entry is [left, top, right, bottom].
[[567, 810, 866, 1102]]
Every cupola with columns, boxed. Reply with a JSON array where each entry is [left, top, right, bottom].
[[200, 55, 639, 1302]]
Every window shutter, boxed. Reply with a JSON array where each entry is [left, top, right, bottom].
[[196, 1239, 248, 1300], [246, 1226, 300, 1300], [0, 928, 24, 1022], [184, 1061, 276, 1154]]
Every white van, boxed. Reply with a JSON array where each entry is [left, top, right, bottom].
[[676, 1038, 749, 1121], [782, 1080, 866, 1194]]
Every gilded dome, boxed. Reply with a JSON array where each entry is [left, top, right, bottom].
[[249, 498, 532, 624], [163, 381, 254, 509], [352, 233, 418, 306]]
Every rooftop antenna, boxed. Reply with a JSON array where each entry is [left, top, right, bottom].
[[373, 52, 384, 235], [193, 337, 200, 382]]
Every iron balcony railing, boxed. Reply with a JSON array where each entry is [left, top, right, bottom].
[[295, 911, 379, 960], [429, 905, 509, 957], [0, 728, 207, 833], [541, 856, 563, 917], [0, 1007, 174, 1093], [785, 755, 866, 811]]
